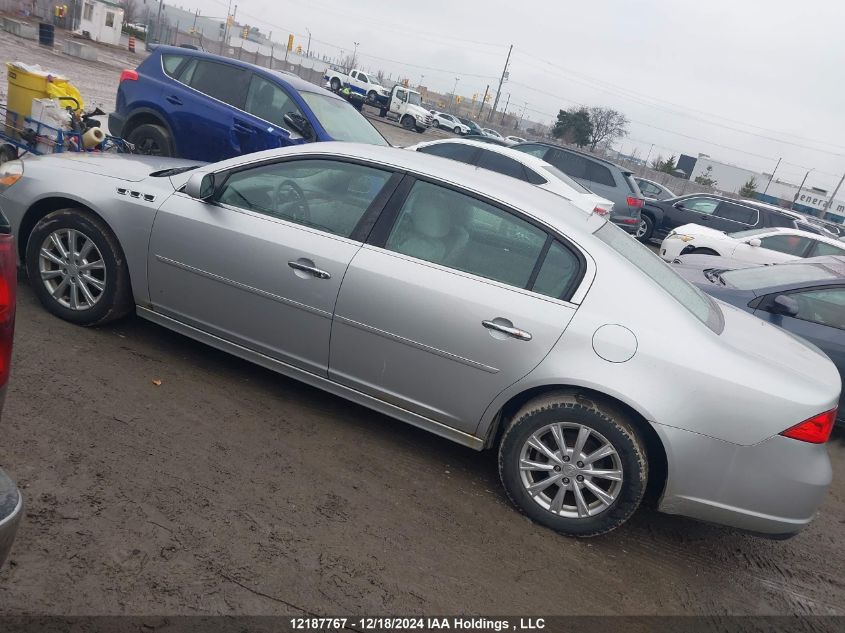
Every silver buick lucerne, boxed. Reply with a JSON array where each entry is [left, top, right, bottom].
[[0, 143, 838, 537]]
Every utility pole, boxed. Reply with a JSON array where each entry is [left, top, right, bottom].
[[306, 28, 311, 57], [824, 171, 845, 217], [762, 157, 781, 196], [477, 84, 489, 118], [792, 168, 814, 211], [644, 143, 654, 167], [156, 0, 164, 44], [222, 0, 232, 51], [489, 44, 512, 122], [500, 93, 510, 124], [516, 101, 527, 130], [449, 77, 460, 112]]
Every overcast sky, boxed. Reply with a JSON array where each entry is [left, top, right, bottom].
[[165, 0, 845, 190]]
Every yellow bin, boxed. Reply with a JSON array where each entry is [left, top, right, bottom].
[[5, 62, 83, 136]]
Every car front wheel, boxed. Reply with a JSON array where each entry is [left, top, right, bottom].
[[25, 209, 134, 326], [499, 393, 647, 537]]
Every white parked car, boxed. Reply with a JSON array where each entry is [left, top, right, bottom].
[[505, 136, 527, 145], [408, 138, 614, 217], [430, 112, 469, 135], [481, 128, 504, 140], [660, 224, 845, 264]]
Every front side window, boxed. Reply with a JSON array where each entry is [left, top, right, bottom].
[[357, 72, 369, 83], [396, 89, 407, 101], [781, 288, 845, 330], [476, 150, 529, 181], [759, 234, 813, 257], [216, 160, 392, 238], [245, 75, 303, 127], [678, 197, 719, 214], [417, 143, 478, 163], [810, 240, 845, 256], [188, 61, 250, 108], [385, 181, 547, 289], [299, 91, 387, 145], [596, 223, 721, 331], [407, 92, 422, 106]]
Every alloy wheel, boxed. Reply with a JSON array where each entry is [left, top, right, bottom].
[[39, 228, 107, 311], [518, 422, 623, 518], [636, 219, 648, 238]]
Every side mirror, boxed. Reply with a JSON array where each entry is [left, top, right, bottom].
[[283, 112, 315, 142], [771, 295, 799, 317], [184, 172, 215, 201], [747, 238, 762, 247]]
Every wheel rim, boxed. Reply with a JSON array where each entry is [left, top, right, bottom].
[[519, 422, 623, 519], [636, 219, 648, 238], [39, 228, 107, 311], [137, 137, 161, 156]]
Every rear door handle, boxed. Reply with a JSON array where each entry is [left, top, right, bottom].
[[288, 261, 331, 279], [165, 95, 183, 105], [482, 319, 532, 341]]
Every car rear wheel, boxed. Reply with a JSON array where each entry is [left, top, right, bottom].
[[499, 393, 647, 537], [453, 126, 461, 134], [127, 123, 174, 157], [636, 215, 654, 242], [25, 209, 133, 326]]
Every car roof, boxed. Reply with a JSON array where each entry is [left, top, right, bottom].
[[728, 256, 845, 292], [513, 141, 629, 173], [462, 134, 510, 146], [206, 142, 606, 233], [410, 138, 553, 169], [741, 226, 845, 246], [153, 45, 339, 99]]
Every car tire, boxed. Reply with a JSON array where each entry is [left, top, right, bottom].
[[127, 123, 174, 157], [432, 120, 440, 128], [401, 115, 415, 130], [635, 214, 654, 242], [25, 209, 134, 327], [330, 78, 341, 91], [453, 126, 461, 134], [367, 90, 377, 102], [498, 393, 647, 537]]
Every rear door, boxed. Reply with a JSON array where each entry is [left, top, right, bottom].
[[329, 178, 584, 434], [665, 196, 721, 233]]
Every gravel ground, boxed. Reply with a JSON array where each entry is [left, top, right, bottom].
[[0, 27, 844, 619]]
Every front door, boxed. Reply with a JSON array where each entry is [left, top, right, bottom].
[[665, 196, 721, 233], [148, 158, 396, 376], [329, 179, 584, 434]]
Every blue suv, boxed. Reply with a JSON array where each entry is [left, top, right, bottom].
[[109, 46, 386, 161]]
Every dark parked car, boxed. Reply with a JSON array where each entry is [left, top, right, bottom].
[[457, 117, 485, 136], [110, 46, 386, 161], [637, 194, 799, 243], [514, 142, 644, 233], [635, 177, 676, 201], [0, 205, 20, 567], [461, 134, 510, 147], [674, 255, 844, 425]]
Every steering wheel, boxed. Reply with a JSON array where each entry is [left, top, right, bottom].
[[273, 180, 310, 222]]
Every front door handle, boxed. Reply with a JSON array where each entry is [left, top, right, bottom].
[[288, 260, 331, 279], [482, 319, 532, 341]]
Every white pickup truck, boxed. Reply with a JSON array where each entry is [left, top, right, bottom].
[[323, 68, 389, 104]]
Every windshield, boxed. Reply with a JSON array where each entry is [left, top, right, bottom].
[[596, 223, 722, 332], [729, 228, 773, 239], [406, 92, 422, 106], [300, 92, 388, 145], [542, 165, 591, 194], [722, 263, 840, 290]]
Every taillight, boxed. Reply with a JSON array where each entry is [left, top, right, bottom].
[[627, 196, 644, 208], [780, 409, 837, 444], [0, 233, 17, 387], [120, 69, 139, 83], [592, 206, 609, 216]]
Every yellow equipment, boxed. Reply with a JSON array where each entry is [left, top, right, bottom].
[[6, 62, 84, 120]]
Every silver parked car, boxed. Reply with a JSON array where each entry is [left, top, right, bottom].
[[0, 145, 839, 537]]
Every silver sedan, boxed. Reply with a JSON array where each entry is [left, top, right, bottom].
[[0, 144, 839, 537]]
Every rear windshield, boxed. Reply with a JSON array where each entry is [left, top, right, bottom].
[[542, 166, 591, 194], [623, 172, 641, 195], [722, 263, 840, 290], [596, 223, 722, 332], [299, 91, 388, 145]]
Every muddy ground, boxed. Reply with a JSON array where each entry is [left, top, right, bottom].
[[0, 28, 844, 619]]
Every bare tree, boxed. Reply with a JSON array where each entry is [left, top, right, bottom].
[[120, 0, 138, 24], [587, 106, 629, 151]]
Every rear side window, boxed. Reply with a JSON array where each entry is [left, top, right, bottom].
[[532, 241, 581, 299], [811, 241, 845, 257], [586, 162, 616, 188], [715, 202, 757, 225], [417, 143, 478, 164], [759, 234, 813, 257], [596, 223, 722, 332], [161, 54, 186, 78], [188, 61, 250, 109], [477, 150, 529, 181], [547, 149, 590, 180], [764, 212, 796, 228]]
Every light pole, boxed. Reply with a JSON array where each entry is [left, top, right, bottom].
[[419, 74, 425, 89], [792, 168, 814, 211], [306, 28, 311, 57], [449, 77, 460, 112], [352, 41, 359, 68], [644, 143, 654, 167]]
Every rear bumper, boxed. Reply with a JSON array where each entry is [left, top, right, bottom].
[[0, 468, 22, 567], [656, 424, 831, 536], [611, 216, 640, 234], [107, 112, 126, 137]]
